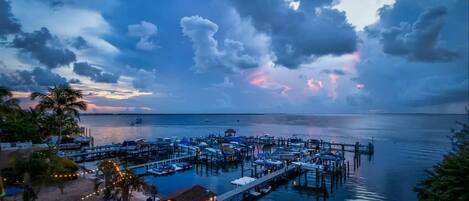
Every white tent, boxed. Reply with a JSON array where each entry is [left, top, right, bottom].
[[230, 176, 256, 186]]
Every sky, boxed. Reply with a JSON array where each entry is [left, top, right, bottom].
[[0, 0, 467, 113]]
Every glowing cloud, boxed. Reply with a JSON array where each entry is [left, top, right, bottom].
[[356, 83, 365, 90], [86, 103, 152, 113], [328, 74, 339, 100], [248, 71, 291, 96], [307, 79, 323, 94], [249, 71, 267, 87]]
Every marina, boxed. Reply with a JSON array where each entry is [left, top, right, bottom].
[[59, 129, 374, 201]]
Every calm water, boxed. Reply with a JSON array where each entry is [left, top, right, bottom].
[[80, 114, 466, 201]]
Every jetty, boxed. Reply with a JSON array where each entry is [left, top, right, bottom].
[[217, 165, 299, 201], [128, 153, 196, 174]]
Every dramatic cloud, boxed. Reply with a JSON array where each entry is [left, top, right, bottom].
[[128, 21, 158, 51], [229, 0, 357, 68], [0, 67, 67, 91], [73, 62, 119, 83], [0, 0, 21, 38], [70, 36, 88, 49], [181, 16, 258, 73], [11, 27, 76, 68], [375, 6, 458, 62]]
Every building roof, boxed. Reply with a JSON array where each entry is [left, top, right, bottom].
[[162, 185, 216, 201]]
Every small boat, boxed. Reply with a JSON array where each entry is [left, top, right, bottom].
[[177, 162, 192, 170], [254, 159, 283, 167], [148, 167, 168, 175], [292, 162, 324, 171], [162, 165, 176, 174], [171, 164, 183, 171], [260, 186, 272, 194], [249, 190, 261, 197], [135, 117, 143, 124]]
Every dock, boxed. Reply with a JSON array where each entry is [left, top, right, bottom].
[[128, 153, 196, 173], [217, 165, 298, 201]]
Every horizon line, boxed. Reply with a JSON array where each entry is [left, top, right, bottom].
[[81, 112, 468, 115]]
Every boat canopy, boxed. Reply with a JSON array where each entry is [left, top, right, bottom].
[[230, 176, 256, 186]]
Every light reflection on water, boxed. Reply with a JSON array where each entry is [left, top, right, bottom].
[[80, 114, 465, 201]]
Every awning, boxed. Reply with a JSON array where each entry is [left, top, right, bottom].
[[230, 176, 256, 186]]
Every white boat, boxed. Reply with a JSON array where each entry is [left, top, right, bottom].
[[171, 164, 183, 171], [260, 186, 272, 194], [292, 162, 324, 171], [254, 159, 283, 167], [148, 168, 168, 175], [249, 190, 262, 197]]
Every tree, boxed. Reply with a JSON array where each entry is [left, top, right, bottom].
[[13, 150, 79, 201], [0, 86, 20, 121], [415, 122, 469, 201], [30, 85, 87, 149], [119, 170, 145, 201], [97, 160, 121, 199], [97, 160, 149, 201]]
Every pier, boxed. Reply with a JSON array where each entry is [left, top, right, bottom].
[[217, 165, 299, 201], [128, 153, 196, 174]]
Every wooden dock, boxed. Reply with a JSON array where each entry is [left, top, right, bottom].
[[217, 165, 298, 201], [127, 154, 196, 170]]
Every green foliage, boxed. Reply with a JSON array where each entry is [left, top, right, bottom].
[[0, 85, 87, 144], [12, 150, 79, 201], [415, 122, 469, 201], [0, 117, 42, 143], [30, 85, 87, 147]]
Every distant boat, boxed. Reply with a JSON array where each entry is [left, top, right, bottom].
[[135, 117, 143, 124], [130, 117, 143, 126]]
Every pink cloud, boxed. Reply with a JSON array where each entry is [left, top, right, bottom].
[[307, 79, 323, 94], [249, 71, 267, 87], [248, 71, 292, 96], [328, 74, 339, 100]]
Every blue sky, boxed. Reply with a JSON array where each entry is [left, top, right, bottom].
[[0, 0, 467, 113]]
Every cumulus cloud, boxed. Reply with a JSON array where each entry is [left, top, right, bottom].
[[0, 67, 67, 91], [73, 62, 119, 83], [10, 27, 76, 68], [371, 6, 458, 62], [229, 0, 357, 68], [181, 15, 258, 73], [0, 0, 21, 38], [10, 0, 119, 55], [128, 21, 158, 51]]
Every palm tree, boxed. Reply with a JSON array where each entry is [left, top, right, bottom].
[[97, 160, 121, 199], [30, 85, 87, 148], [97, 160, 149, 201], [119, 170, 145, 201], [0, 86, 20, 120]]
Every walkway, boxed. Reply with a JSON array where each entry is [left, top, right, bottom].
[[217, 165, 297, 201]]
